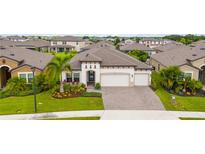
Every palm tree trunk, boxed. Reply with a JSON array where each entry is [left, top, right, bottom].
[[60, 74, 64, 93]]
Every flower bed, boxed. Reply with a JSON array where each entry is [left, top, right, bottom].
[[52, 91, 83, 99], [51, 83, 86, 99]]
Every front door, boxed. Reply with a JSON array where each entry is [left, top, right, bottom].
[[88, 71, 95, 82]]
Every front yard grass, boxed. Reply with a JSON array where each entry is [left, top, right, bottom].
[[179, 117, 205, 120], [156, 88, 205, 112], [42, 116, 100, 120], [0, 92, 104, 115]]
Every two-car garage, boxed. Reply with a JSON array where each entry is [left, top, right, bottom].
[[100, 73, 150, 87]]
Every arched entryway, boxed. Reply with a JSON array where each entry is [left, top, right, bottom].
[[87, 70, 95, 86], [0, 66, 11, 88], [199, 65, 205, 84]]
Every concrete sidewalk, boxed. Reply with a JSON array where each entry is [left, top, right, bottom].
[[102, 110, 205, 120], [1, 110, 205, 120], [0, 110, 104, 120]]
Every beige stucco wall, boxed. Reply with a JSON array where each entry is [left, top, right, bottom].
[[150, 58, 166, 71], [0, 57, 19, 69], [150, 58, 200, 80], [179, 64, 199, 80], [191, 57, 205, 68], [11, 65, 42, 77]]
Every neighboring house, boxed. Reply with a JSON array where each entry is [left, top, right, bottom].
[[119, 42, 156, 56], [150, 45, 205, 84], [124, 39, 135, 45], [49, 36, 92, 52], [190, 40, 205, 50], [62, 46, 152, 87], [0, 39, 50, 52], [15, 39, 50, 52], [6, 35, 28, 42], [153, 42, 184, 53], [0, 47, 53, 88], [80, 41, 115, 51], [139, 38, 173, 48]]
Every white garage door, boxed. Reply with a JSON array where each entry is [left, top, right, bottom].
[[134, 74, 149, 86], [101, 74, 129, 87]]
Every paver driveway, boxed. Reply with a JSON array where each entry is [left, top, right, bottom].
[[102, 87, 164, 110]]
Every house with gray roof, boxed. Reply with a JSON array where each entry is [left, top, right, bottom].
[[153, 42, 185, 53], [119, 42, 156, 56], [49, 36, 92, 52], [0, 47, 53, 88], [62, 45, 152, 87], [139, 38, 174, 48], [150, 45, 205, 84]]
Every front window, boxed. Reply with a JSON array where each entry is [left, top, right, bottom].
[[19, 72, 33, 83], [19, 73, 27, 79], [27, 73, 33, 83], [66, 73, 72, 82], [184, 72, 192, 78], [73, 73, 80, 82]]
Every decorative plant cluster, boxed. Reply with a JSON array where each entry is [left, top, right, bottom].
[[52, 83, 86, 98], [151, 66, 203, 96]]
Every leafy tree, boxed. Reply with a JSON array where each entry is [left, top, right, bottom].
[[187, 79, 203, 95], [151, 71, 162, 90], [113, 37, 121, 46], [45, 52, 74, 92], [159, 66, 182, 90], [128, 50, 149, 62], [163, 34, 205, 45], [5, 77, 28, 95]]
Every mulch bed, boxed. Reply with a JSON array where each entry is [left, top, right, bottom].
[[52, 91, 83, 99]]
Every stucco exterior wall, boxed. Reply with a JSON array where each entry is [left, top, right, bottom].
[[0, 57, 19, 69], [179, 64, 199, 80], [150, 58, 166, 71], [11, 65, 42, 77], [50, 41, 87, 51], [191, 57, 205, 68], [81, 62, 100, 85]]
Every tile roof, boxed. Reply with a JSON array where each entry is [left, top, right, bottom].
[[70, 46, 151, 70], [80, 41, 115, 51], [151, 46, 205, 67], [0, 47, 53, 70], [120, 42, 154, 51], [153, 42, 185, 52], [0, 39, 50, 48], [50, 36, 84, 42]]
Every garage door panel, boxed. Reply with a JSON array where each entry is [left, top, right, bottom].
[[135, 74, 149, 86], [101, 74, 129, 87]]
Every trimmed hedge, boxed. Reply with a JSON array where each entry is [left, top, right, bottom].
[[82, 92, 102, 97]]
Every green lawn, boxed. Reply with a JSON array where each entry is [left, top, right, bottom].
[[42, 116, 100, 120], [179, 117, 205, 120], [156, 89, 205, 112], [0, 92, 104, 115]]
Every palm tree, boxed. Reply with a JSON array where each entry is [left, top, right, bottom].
[[45, 52, 74, 92]]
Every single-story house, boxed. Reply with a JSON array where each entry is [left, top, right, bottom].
[[153, 42, 184, 53], [80, 41, 115, 52], [0, 39, 50, 52], [0, 47, 53, 88], [62, 45, 152, 87], [150, 45, 205, 84], [119, 42, 156, 56]]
